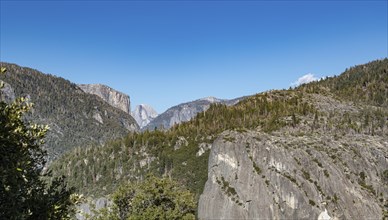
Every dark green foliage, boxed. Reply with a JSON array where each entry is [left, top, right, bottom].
[[382, 191, 388, 219], [383, 170, 388, 183], [50, 130, 211, 198], [223, 136, 236, 142], [188, 90, 315, 135], [105, 174, 196, 220], [359, 171, 366, 181], [332, 193, 339, 204], [301, 62, 388, 135], [313, 181, 324, 196], [294, 157, 302, 166], [300, 59, 388, 107], [0, 62, 138, 159], [302, 169, 312, 182], [312, 158, 323, 168], [0, 87, 74, 219], [324, 169, 330, 178], [252, 161, 262, 175], [216, 176, 239, 203], [358, 171, 376, 195], [283, 172, 298, 184]]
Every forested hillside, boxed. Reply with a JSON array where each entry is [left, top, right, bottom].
[[50, 59, 388, 212], [50, 88, 319, 196], [301, 59, 388, 107], [0, 62, 138, 160]]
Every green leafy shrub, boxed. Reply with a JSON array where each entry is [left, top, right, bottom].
[[107, 174, 196, 220]]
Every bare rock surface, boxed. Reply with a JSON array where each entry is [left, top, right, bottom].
[[78, 84, 131, 114], [131, 104, 158, 128], [198, 130, 387, 219]]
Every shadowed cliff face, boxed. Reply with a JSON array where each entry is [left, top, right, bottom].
[[78, 84, 131, 114], [198, 130, 387, 219]]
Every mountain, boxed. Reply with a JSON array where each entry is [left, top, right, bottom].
[[0, 62, 139, 160], [131, 104, 158, 128], [50, 59, 388, 219], [78, 84, 131, 115], [143, 96, 244, 131]]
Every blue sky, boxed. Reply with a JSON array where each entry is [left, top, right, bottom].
[[1, 1, 387, 113]]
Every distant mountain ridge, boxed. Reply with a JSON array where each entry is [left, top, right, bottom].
[[143, 96, 245, 131], [0, 62, 139, 160], [77, 85, 248, 130], [78, 84, 131, 114], [131, 104, 158, 128]]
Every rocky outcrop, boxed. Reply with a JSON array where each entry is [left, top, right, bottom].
[[143, 96, 245, 131], [198, 130, 387, 219], [78, 84, 131, 114], [131, 104, 158, 128]]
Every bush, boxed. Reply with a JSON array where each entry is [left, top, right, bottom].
[[105, 174, 196, 220]]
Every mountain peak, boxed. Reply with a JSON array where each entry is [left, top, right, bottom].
[[131, 104, 158, 128], [199, 96, 222, 103]]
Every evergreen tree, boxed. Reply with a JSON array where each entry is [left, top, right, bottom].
[[0, 68, 75, 219]]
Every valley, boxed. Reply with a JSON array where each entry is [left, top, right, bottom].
[[1, 59, 387, 219]]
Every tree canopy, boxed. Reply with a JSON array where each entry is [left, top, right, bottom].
[[91, 174, 196, 220], [0, 68, 74, 219]]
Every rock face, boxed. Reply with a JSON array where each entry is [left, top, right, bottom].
[[78, 84, 131, 114], [143, 96, 244, 131], [198, 130, 387, 219], [131, 104, 158, 128]]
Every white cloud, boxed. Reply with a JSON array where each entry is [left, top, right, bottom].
[[291, 73, 319, 87]]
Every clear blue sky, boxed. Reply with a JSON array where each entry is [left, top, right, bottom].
[[1, 0, 387, 113]]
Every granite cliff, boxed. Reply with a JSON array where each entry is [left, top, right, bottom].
[[131, 104, 158, 128], [78, 84, 131, 115], [198, 129, 387, 219]]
